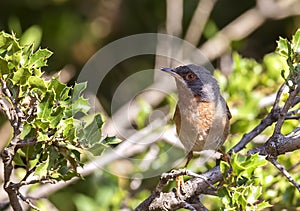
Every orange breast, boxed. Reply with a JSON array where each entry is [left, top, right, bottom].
[[174, 95, 215, 152]]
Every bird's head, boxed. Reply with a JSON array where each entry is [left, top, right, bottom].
[[161, 64, 220, 102]]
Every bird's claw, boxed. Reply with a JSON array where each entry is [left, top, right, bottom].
[[176, 175, 186, 198]]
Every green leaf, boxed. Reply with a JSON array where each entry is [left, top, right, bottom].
[[220, 160, 230, 175], [49, 106, 65, 128], [0, 32, 7, 48], [49, 77, 68, 100], [27, 48, 52, 69], [35, 157, 49, 177], [292, 29, 300, 53], [29, 155, 40, 169], [37, 92, 53, 120], [48, 146, 59, 169], [61, 118, 77, 141], [20, 124, 32, 139], [83, 113, 103, 146], [87, 143, 107, 156], [69, 96, 90, 115], [72, 82, 87, 102], [37, 131, 49, 142], [34, 118, 50, 132], [231, 153, 246, 175], [103, 136, 122, 145], [13, 153, 26, 167], [257, 201, 272, 210], [242, 154, 267, 178], [12, 68, 31, 85], [0, 58, 9, 76], [218, 186, 232, 206], [276, 37, 289, 58], [56, 170, 81, 181], [28, 76, 47, 91]]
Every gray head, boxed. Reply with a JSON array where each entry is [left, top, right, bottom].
[[161, 64, 220, 102]]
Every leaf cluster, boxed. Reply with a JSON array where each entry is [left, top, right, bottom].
[[276, 29, 300, 87], [0, 31, 117, 182], [218, 153, 271, 211]]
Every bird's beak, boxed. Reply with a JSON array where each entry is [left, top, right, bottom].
[[160, 67, 183, 80]]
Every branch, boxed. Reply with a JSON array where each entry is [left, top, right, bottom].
[[267, 156, 300, 192], [134, 166, 222, 211], [1, 77, 26, 210], [274, 85, 300, 134], [249, 133, 300, 156]]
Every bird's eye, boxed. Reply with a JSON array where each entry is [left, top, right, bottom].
[[185, 72, 196, 81]]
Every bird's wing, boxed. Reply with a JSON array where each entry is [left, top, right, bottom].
[[174, 105, 181, 135], [226, 103, 232, 120]]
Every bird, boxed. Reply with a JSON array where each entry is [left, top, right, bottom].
[[160, 64, 231, 193]]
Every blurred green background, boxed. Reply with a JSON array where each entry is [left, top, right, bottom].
[[0, 0, 300, 210]]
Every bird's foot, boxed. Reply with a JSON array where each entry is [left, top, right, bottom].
[[160, 168, 217, 199], [218, 149, 231, 166], [176, 175, 186, 197]]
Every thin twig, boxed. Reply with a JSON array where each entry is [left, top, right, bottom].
[[230, 110, 278, 153], [273, 85, 300, 134], [179, 201, 197, 211], [267, 156, 300, 192], [230, 84, 289, 153], [16, 137, 36, 148], [17, 192, 40, 211], [273, 84, 286, 109]]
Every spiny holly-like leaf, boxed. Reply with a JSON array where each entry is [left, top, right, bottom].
[[218, 186, 232, 206], [72, 82, 87, 102], [276, 37, 289, 58], [231, 153, 267, 179], [49, 77, 69, 101], [242, 154, 267, 177], [71, 96, 90, 115], [28, 76, 47, 91], [37, 91, 53, 120], [37, 131, 49, 142], [34, 118, 50, 132], [48, 146, 60, 170], [83, 113, 103, 146], [27, 48, 53, 69], [231, 153, 246, 175], [0, 31, 119, 185], [12, 68, 31, 85], [61, 117, 78, 141], [88, 143, 108, 156], [49, 106, 65, 128], [220, 160, 231, 175], [0, 32, 21, 55], [0, 58, 9, 76]]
